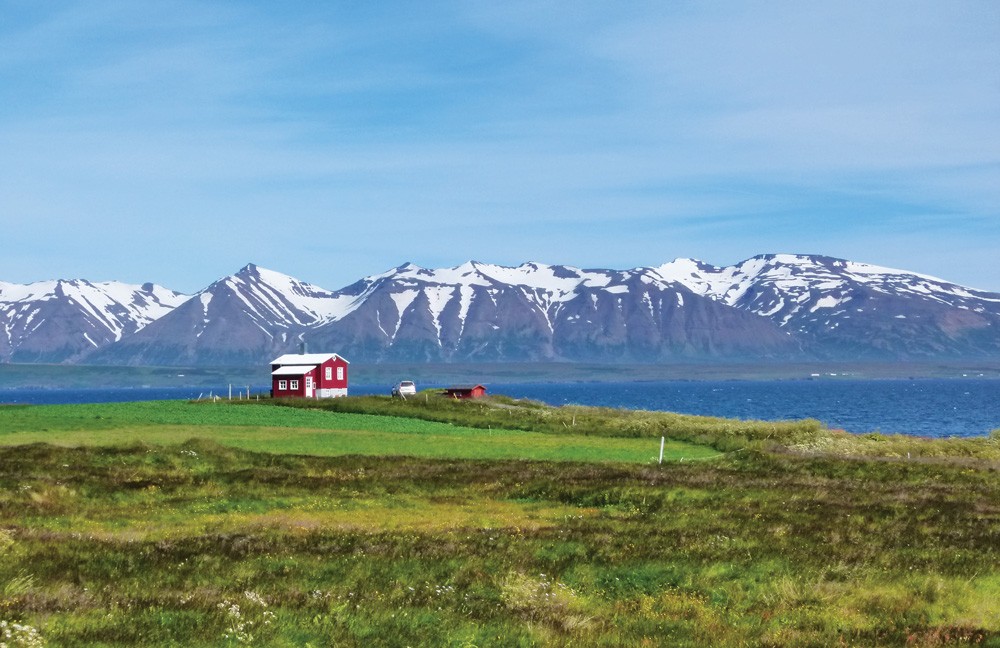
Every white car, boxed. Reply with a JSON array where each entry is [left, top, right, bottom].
[[392, 380, 417, 398]]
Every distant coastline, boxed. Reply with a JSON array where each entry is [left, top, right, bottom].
[[3, 360, 1000, 390]]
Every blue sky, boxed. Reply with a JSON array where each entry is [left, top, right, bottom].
[[1, 1, 998, 293]]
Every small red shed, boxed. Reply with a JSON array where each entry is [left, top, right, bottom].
[[270, 353, 349, 398], [444, 384, 487, 399]]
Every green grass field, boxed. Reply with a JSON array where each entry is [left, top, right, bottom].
[[0, 400, 717, 464], [0, 397, 998, 646]]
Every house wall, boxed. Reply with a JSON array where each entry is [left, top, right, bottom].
[[445, 386, 486, 399], [271, 367, 316, 398], [315, 357, 348, 391]]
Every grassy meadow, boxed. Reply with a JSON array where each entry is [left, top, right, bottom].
[[0, 395, 998, 646]]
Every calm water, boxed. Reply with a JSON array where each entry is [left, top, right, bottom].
[[1, 379, 998, 438]]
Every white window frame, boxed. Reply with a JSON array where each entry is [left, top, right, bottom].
[[325, 366, 332, 381], [336, 366, 344, 381], [278, 380, 287, 390], [290, 379, 299, 390]]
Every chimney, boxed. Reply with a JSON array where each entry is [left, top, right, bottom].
[[300, 341, 308, 355]]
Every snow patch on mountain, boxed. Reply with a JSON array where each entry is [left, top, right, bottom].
[[810, 295, 845, 312], [424, 285, 455, 340], [390, 290, 419, 339]]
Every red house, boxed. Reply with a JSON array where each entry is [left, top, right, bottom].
[[443, 384, 487, 399], [270, 353, 349, 399]]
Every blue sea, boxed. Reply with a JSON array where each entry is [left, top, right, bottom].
[[1, 379, 998, 438]]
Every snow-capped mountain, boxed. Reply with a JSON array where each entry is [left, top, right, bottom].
[[299, 261, 799, 363], [87, 261, 799, 365], [5, 254, 1000, 366], [660, 254, 1000, 358], [85, 264, 359, 366], [0, 278, 189, 363]]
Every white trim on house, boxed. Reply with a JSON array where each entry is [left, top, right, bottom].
[[270, 353, 350, 365], [271, 365, 314, 376]]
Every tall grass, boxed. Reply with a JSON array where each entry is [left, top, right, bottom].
[[0, 441, 998, 646], [1, 397, 998, 645]]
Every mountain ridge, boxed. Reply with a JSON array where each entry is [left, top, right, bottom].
[[4, 254, 1000, 365]]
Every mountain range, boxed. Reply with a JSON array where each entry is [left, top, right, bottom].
[[3, 254, 999, 366]]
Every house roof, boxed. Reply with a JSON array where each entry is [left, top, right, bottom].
[[271, 366, 315, 376], [445, 384, 486, 391], [270, 352, 349, 365]]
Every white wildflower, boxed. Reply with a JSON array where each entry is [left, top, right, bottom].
[[0, 620, 45, 648], [243, 590, 267, 607]]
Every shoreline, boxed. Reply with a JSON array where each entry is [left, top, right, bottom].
[[3, 360, 1000, 389]]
